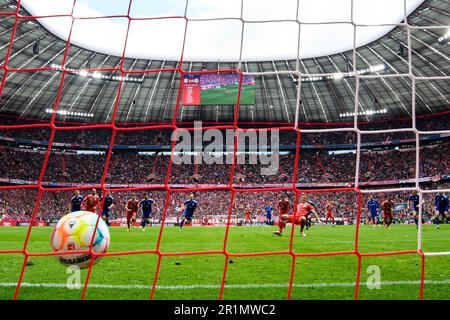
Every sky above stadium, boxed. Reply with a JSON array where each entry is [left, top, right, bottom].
[[21, 0, 424, 61]]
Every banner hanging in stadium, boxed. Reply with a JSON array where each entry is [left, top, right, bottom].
[[182, 73, 256, 106]]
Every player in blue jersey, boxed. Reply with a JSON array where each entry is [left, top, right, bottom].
[[434, 192, 449, 229], [265, 205, 273, 225], [180, 193, 199, 229], [408, 190, 420, 228], [367, 196, 380, 227], [69, 190, 83, 212], [100, 192, 114, 226], [140, 193, 159, 231]]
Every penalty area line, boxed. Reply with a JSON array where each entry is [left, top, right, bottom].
[[0, 279, 449, 290]]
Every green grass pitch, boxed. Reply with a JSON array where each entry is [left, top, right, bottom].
[[200, 84, 256, 105], [0, 224, 449, 300]]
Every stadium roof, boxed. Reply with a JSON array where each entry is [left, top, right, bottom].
[[0, 0, 449, 124], [20, 0, 425, 61]]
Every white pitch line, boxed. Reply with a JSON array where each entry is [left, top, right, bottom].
[[0, 279, 449, 291]]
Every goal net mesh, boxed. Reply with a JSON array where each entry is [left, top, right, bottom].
[[0, 0, 449, 300]]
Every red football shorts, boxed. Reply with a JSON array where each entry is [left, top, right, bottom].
[[127, 211, 137, 221], [288, 215, 306, 225], [383, 212, 393, 221]]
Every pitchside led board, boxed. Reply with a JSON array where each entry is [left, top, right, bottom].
[[394, 203, 408, 214], [182, 73, 256, 106]]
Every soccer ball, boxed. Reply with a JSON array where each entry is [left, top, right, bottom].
[[50, 211, 110, 268]]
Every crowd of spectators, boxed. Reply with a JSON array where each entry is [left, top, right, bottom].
[[1, 113, 449, 147], [0, 141, 447, 185], [0, 114, 448, 224]]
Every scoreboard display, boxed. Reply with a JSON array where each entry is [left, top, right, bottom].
[[393, 203, 407, 214], [182, 73, 256, 106], [182, 75, 202, 105]]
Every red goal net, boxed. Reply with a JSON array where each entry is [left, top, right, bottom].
[[0, 0, 449, 300]]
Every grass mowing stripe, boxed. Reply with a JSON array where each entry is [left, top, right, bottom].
[[1, 279, 449, 290]]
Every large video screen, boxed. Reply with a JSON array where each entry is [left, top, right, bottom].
[[182, 74, 256, 106]]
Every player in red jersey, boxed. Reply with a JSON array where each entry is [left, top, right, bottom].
[[274, 194, 320, 237], [125, 193, 139, 232], [294, 194, 321, 237], [273, 195, 291, 235], [325, 201, 335, 226], [244, 205, 253, 226], [82, 189, 100, 213], [381, 198, 395, 229]]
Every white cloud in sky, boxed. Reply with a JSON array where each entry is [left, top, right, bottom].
[[21, 0, 424, 61]]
